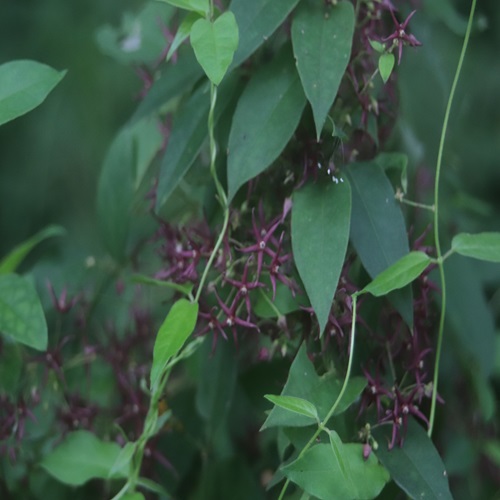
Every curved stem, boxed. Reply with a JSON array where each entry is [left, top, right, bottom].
[[195, 84, 230, 303], [428, 0, 477, 437], [278, 295, 358, 499]]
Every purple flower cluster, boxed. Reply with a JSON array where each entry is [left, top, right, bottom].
[[357, 234, 440, 449]]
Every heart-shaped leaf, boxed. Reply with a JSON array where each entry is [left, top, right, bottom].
[[0, 60, 66, 126], [292, 180, 351, 334], [190, 12, 239, 85]]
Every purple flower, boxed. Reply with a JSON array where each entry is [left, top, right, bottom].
[[239, 207, 282, 278], [383, 10, 422, 65], [223, 258, 265, 319], [214, 291, 260, 344], [381, 386, 429, 449], [46, 281, 79, 314]]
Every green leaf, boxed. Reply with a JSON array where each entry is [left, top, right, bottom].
[[373, 419, 453, 500], [265, 395, 319, 421], [262, 345, 366, 429], [156, 0, 208, 16], [109, 442, 136, 477], [291, 180, 351, 335], [190, 12, 239, 86], [230, 0, 300, 68], [253, 283, 309, 319], [374, 152, 408, 193], [369, 39, 385, 53], [195, 337, 237, 435], [96, 4, 175, 65], [0, 340, 22, 396], [0, 274, 47, 351], [0, 225, 65, 275], [156, 75, 239, 211], [227, 46, 306, 201], [129, 46, 203, 124], [167, 12, 201, 62], [328, 430, 350, 482], [483, 441, 500, 467], [40, 431, 127, 486], [96, 127, 135, 261], [282, 442, 389, 500], [292, 1, 354, 139], [445, 256, 496, 379], [360, 251, 431, 297], [451, 232, 500, 263], [379, 52, 395, 83], [150, 299, 198, 389], [122, 494, 145, 500], [0, 60, 66, 126], [130, 274, 193, 296], [347, 161, 412, 325], [132, 118, 164, 189]]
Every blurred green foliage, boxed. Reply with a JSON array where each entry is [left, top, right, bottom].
[[0, 0, 141, 256], [1, 1, 500, 498]]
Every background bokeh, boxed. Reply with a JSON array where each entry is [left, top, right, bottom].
[[1, 1, 500, 498]]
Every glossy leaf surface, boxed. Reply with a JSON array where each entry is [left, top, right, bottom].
[[292, 180, 351, 334]]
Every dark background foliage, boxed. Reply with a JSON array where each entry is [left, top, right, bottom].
[[1, 0, 500, 499]]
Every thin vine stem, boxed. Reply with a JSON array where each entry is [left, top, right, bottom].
[[428, 0, 477, 437], [195, 83, 230, 303], [278, 295, 358, 499]]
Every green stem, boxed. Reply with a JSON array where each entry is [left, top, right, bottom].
[[278, 295, 358, 499], [195, 83, 230, 303], [428, 0, 476, 437]]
